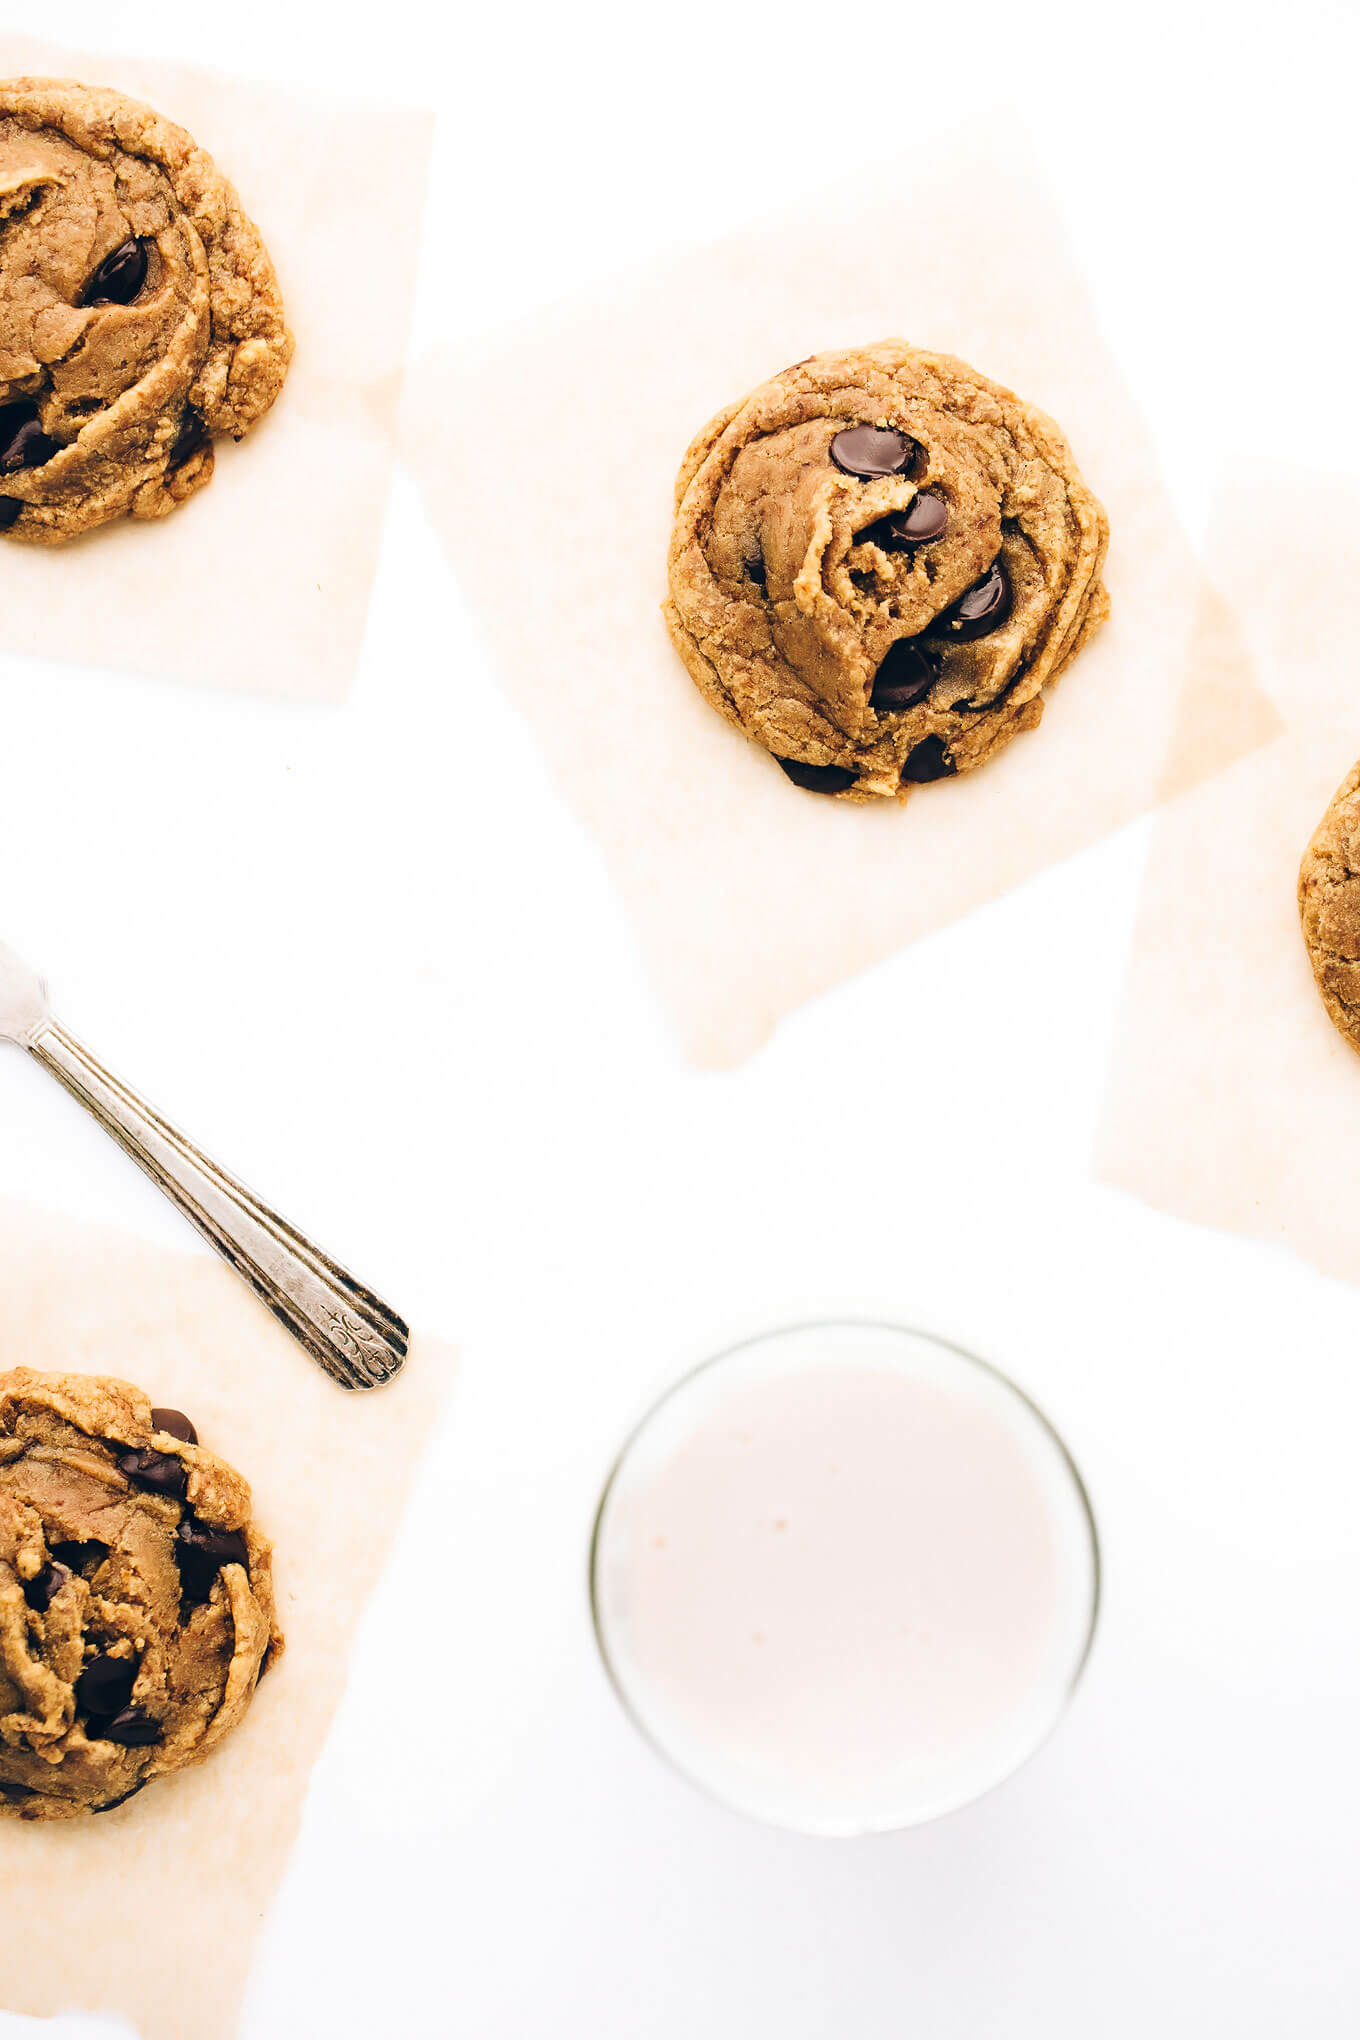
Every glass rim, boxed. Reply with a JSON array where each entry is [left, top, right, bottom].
[[588, 1316, 1102, 1837]]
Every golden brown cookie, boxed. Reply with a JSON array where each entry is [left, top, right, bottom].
[[0, 77, 293, 543], [0, 1367, 280, 1820], [1298, 759, 1360, 1053], [665, 340, 1109, 801]]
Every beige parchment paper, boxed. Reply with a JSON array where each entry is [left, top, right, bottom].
[[1097, 473, 1360, 1288], [0, 1197, 455, 2040], [398, 128, 1279, 1067], [0, 36, 432, 701]]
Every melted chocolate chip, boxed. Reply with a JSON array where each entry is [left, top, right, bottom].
[[76, 1653, 138, 1719], [0, 403, 56, 474], [901, 735, 956, 783], [871, 639, 940, 712], [83, 238, 149, 307], [933, 561, 1010, 642], [829, 425, 918, 479], [744, 548, 767, 589], [169, 406, 209, 469], [150, 1408, 198, 1446], [3, 421, 56, 471], [0, 498, 21, 531], [177, 1518, 247, 1567], [99, 1706, 162, 1748], [860, 493, 948, 550], [776, 758, 858, 795], [93, 1780, 149, 1813], [117, 1448, 188, 1500], [22, 1562, 68, 1614], [176, 1517, 249, 1605], [900, 491, 948, 540]]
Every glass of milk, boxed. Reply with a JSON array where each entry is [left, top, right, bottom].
[[590, 1321, 1099, 1835]]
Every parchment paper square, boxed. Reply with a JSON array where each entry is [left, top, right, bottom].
[[1097, 473, 1360, 1289], [0, 1199, 455, 2040], [399, 129, 1278, 1067]]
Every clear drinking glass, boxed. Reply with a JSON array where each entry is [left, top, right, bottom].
[[590, 1321, 1099, 1836]]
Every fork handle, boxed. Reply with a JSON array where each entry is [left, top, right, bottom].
[[27, 1019, 408, 1392]]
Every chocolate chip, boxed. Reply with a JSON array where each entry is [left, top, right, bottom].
[[22, 1562, 67, 1614], [871, 640, 939, 712], [83, 238, 149, 307], [860, 493, 948, 550], [98, 1706, 161, 1748], [900, 491, 948, 540], [3, 421, 56, 471], [49, 1540, 108, 1576], [933, 561, 1010, 642], [150, 1408, 198, 1446], [76, 1653, 138, 1719], [93, 1780, 149, 1813], [177, 1518, 247, 1567], [829, 425, 918, 479], [168, 406, 208, 468], [901, 735, 956, 783], [0, 498, 21, 531], [745, 548, 766, 589], [117, 1448, 188, 1500], [0, 403, 56, 474], [175, 1516, 248, 1604], [776, 758, 858, 795]]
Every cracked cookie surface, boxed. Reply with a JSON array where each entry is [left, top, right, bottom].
[[0, 76, 292, 543], [665, 340, 1109, 801], [0, 1367, 280, 1820], [1299, 760, 1360, 1053]]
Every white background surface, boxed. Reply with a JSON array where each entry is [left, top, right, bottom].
[[2, 0, 1359, 2033]]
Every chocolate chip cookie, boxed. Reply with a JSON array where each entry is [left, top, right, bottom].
[[0, 1368, 280, 1820], [1298, 759, 1360, 1054], [665, 340, 1109, 800], [0, 77, 293, 543]]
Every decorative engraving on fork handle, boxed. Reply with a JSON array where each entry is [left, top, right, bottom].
[[27, 1020, 408, 1392]]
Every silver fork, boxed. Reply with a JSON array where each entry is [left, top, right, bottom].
[[0, 938, 407, 1391]]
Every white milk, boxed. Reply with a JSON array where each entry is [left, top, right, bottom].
[[591, 1323, 1098, 1835]]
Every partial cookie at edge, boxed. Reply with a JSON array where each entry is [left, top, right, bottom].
[[0, 76, 293, 543], [1299, 758, 1360, 1053]]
